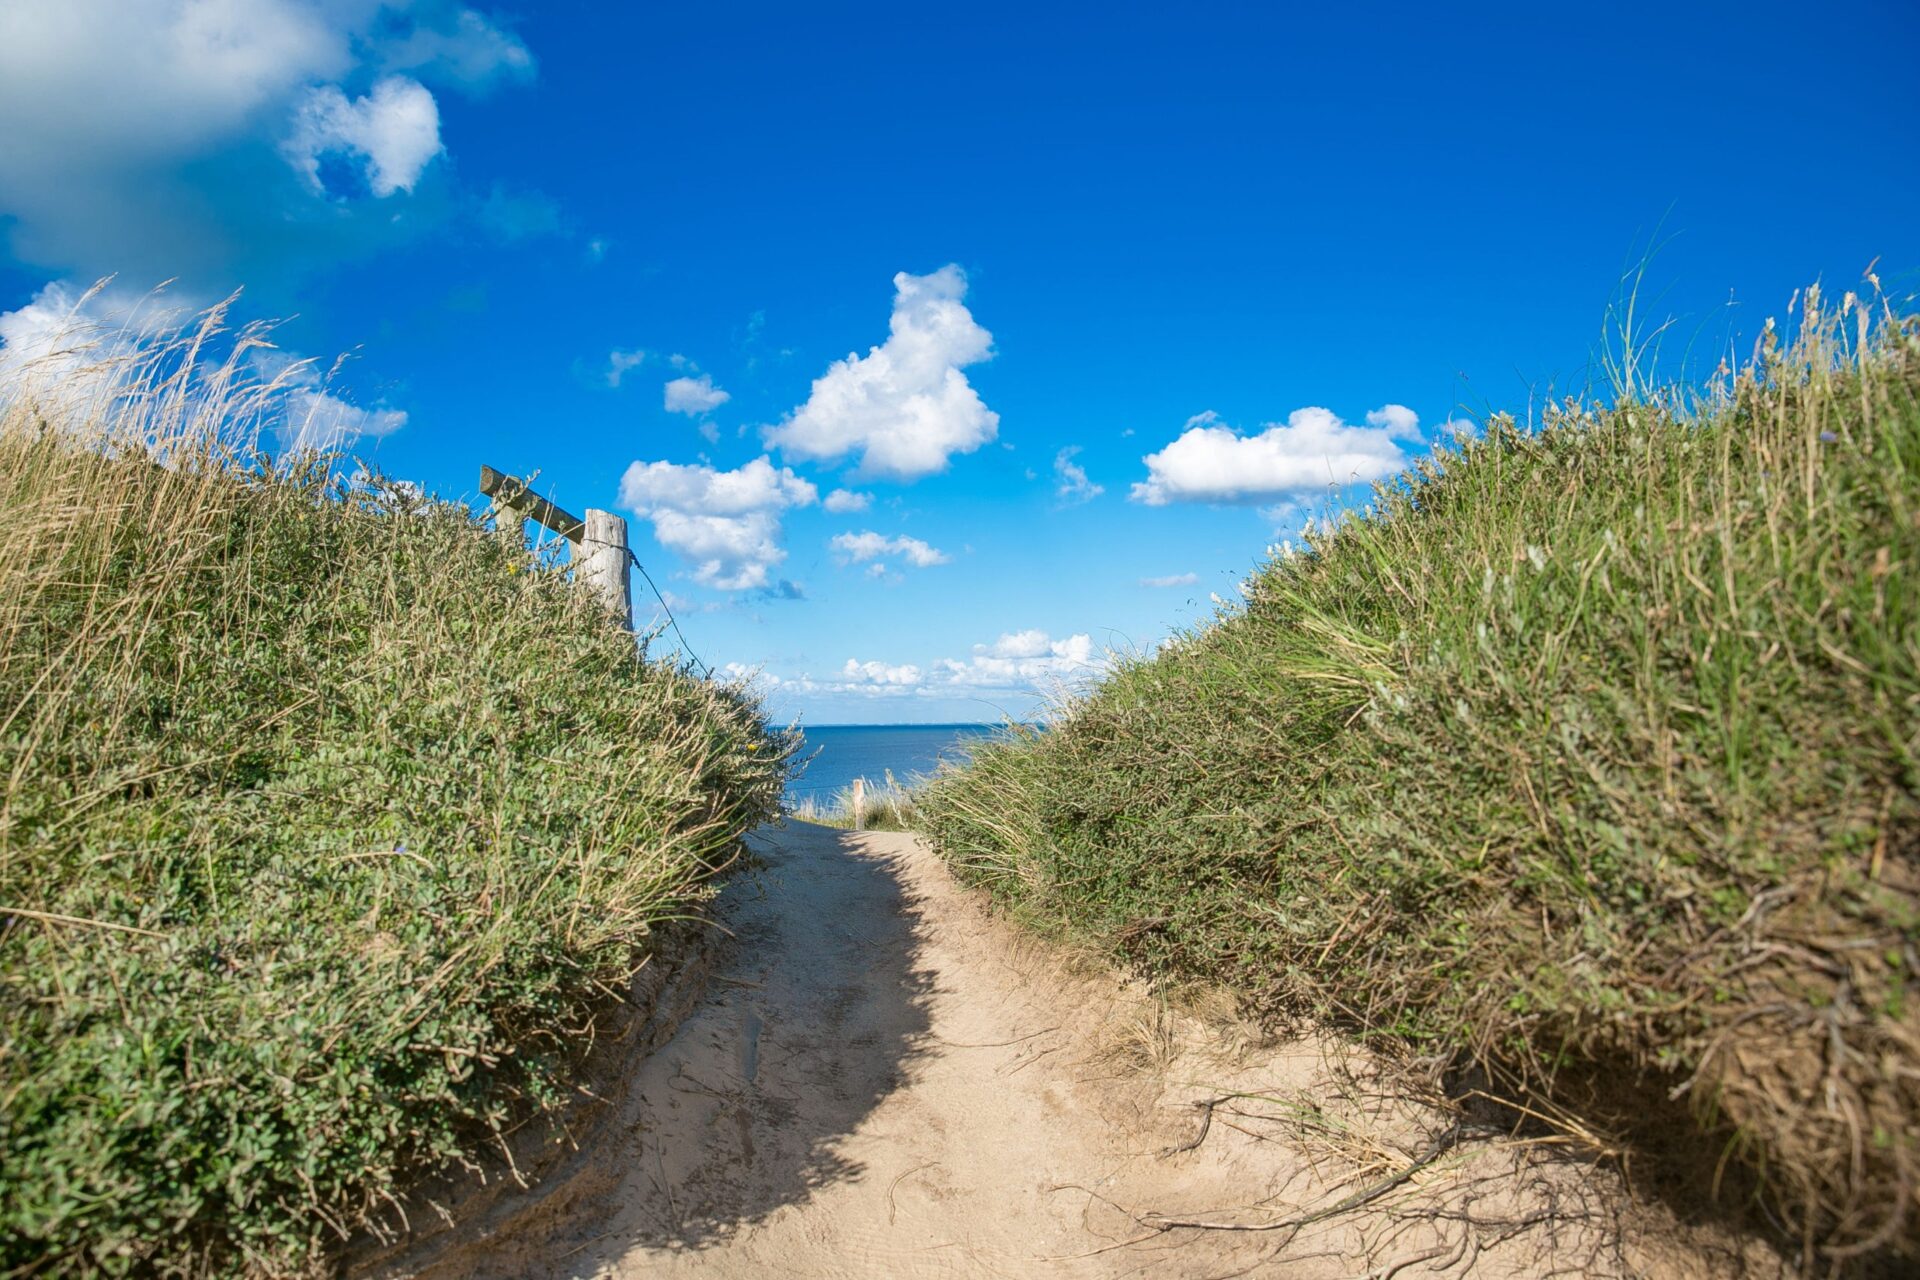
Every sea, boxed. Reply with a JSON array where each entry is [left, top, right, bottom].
[[784, 723, 1010, 807]]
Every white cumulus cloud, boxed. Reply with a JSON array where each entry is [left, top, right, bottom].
[[935, 630, 1099, 690], [0, 2, 532, 281], [0, 280, 104, 387], [0, 281, 177, 423], [765, 265, 997, 481], [276, 385, 403, 454], [283, 386, 407, 452], [841, 659, 922, 685], [825, 628, 1104, 698], [830, 530, 950, 569], [618, 455, 817, 592], [664, 373, 730, 416], [1053, 445, 1103, 505], [251, 347, 408, 452], [720, 660, 777, 687], [0, 282, 407, 452], [1365, 404, 1419, 435], [0, 2, 349, 163], [1130, 405, 1419, 506], [285, 76, 442, 197], [823, 488, 871, 514], [984, 629, 1051, 659], [1141, 572, 1198, 588], [605, 348, 646, 388]]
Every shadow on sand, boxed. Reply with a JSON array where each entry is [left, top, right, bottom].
[[378, 823, 937, 1279]]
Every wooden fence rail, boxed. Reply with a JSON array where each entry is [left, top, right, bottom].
[[480, 465, 633, 632]]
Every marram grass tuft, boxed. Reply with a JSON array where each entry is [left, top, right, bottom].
[[0, 295, 795, 1275], [922, 283, 1920, 1265]]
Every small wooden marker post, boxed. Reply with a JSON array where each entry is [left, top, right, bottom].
[[480, 465, 633, 631], [851, 777, 866, 831], [580, 509, 634, 632]]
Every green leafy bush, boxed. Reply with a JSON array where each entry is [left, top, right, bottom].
[[922, 288, 1920, 1261], [0, 306, 792, 1275]]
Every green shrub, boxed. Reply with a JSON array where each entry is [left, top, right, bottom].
[[922, 286, 1920, 1261], [0, 304, 794, 1275]]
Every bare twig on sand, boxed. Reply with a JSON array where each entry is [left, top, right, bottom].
[[1083, 1121, 1466, 1237]]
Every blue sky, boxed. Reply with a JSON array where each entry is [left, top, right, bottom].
[[2, 1, 1916, 723]]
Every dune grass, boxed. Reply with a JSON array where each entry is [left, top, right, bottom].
[[789, 771, 925, 831], [0, 298, 795, 1276], [920, 283, 1920, 1263]]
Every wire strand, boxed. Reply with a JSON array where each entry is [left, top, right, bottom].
[[626, 548, 712, 678]]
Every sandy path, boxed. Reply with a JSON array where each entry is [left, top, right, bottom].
[[400, 823, 1749, 1279]]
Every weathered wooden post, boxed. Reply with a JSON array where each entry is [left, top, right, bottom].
[[479, 466, 632, 631], [851, 777, 866, 831], [581, 509, 633, 631]]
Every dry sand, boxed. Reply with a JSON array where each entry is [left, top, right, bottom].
[[380, 823, 1779, 1279]]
